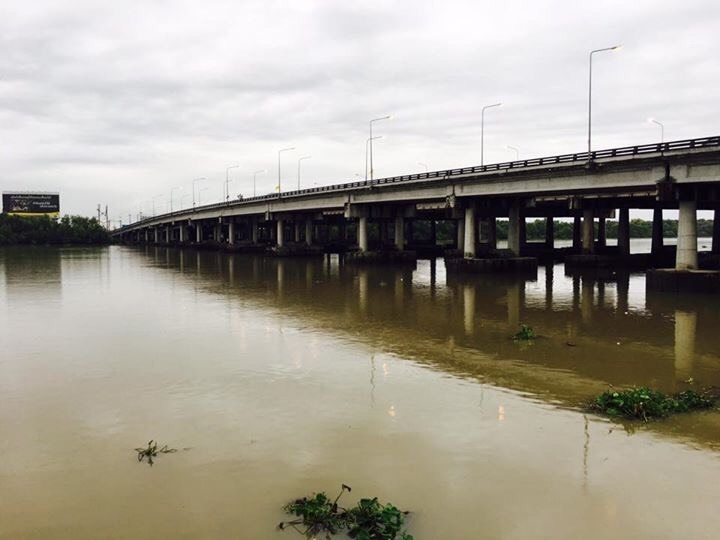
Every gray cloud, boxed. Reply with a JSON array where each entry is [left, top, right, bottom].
[[1, 0, 718, 219]]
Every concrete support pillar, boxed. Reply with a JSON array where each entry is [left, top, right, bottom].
[[276, 218, 285, 248], [487, 217, 497, 249], [165, 225, 171, 243], [196, 224, 202, 243], [582, 209, 595, 254], [154, 228, 159, 243], [618, 208, 630, 255], [294, 222, 300, 243], [179, 226, 185, 243], [676, 200, 698, 270], [228, 222, 235, 244], [652, 206, 664, 256], [145, 229, 149, 243], [712, 209, 720, 254], [457, 219, 465, 250], [572, 216, 582, 250], [430, 220, 437, 246], [518, 215, 527, 252], [380, 221, 388, 245], [507, 205, 521, 256], [213, 224, 221, 243], [597, 217, 606, 248], [358, 216, 368, 252], [251, 221, 259, 244], [463, 206, 476, 258], [305, 220, 313, 246], [545, 217, 554, 249], [394, 215, 405, 250]]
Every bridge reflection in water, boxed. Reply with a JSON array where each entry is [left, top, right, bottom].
[[142, 246, 720, 449]]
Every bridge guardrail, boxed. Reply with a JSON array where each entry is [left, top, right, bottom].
[[120, 135, 719, 231]]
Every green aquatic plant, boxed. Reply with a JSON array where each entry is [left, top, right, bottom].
[[134, 440, 177, 465], [346, 497, 413, 540], [279, 484, 413, 540], [589, 387, 715, 422], [512, 324, 536, 341]]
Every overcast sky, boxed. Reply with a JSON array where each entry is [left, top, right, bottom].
[[2, 0, 718, 221]]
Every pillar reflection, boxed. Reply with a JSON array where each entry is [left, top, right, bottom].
[[358, 268, 369, 314], [506, 281, 521, 329], [674, 310, 697, 379], [463, 282, 476, 336]]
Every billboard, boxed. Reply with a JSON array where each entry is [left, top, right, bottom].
[[2, 192, 60, 217]]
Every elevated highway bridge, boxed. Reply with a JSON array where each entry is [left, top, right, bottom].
[[114, 136, 720, 273]]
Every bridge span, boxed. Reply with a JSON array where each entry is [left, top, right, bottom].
[[115, 136, 720, 277]]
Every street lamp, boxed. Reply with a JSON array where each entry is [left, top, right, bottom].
[[418, 162, 428, 173], [297, 155, 312, 190], [507, 145, 520, 160], [192, 177, 206, 209], [277, 147, 295, 195], [253, 169, 267, 197], [480, 102, 502, 166], [369, 115, 391, 181], [225, 165, 239, 202], [198, 187, 208, 205], [588, 45, 622, 157], [365, 136, 383, 180], [170, 186, 182, 213], [647, 118, 664, 143], [152, 194, 163, 216]]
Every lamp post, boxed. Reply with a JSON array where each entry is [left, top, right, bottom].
[[225, 165, 239, 202], [648, 118, 664, 143], [170, 186, 182, 213], [152, 194, 163, 216], [198, 187, 208, 205], [192, 177, 206, 209], [588, 45, 621, 158], [297, 155, 311, 190], [277, 147, 295, 195], [253, 169, 267, 197], [418, 162, 428, 173], [480, 102, 502, 166], [369, 115, 391, 181], [507, 145, 520, 160], [365, 136, 383, 181]]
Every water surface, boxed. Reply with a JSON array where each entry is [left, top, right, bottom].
[[1, 245, 719, 539]]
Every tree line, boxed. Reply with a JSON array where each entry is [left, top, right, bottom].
[[0, 214, 110, 245], [504, 218, 715, 240], [412, 218, 715, 243]]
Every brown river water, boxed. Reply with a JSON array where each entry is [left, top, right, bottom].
[[1, 244, 719, 539]]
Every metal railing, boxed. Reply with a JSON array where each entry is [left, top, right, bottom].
[[121, 135, 719, 230]]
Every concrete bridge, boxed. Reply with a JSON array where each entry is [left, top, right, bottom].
[[115, 136, 720, 283]]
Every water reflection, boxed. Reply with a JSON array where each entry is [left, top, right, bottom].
[[144, 247, 720, 449], [4, 245, 720, 540]]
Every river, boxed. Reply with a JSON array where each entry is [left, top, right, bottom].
[[1, 244, 719, 539]]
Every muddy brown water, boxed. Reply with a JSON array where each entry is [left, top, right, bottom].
[[1, 245, 719, 539]]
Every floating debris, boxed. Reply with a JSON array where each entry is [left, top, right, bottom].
[[278, 484, 413, 539], [588, 387, 716, 422], [134, 440, 177, 465]]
